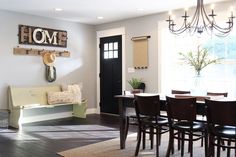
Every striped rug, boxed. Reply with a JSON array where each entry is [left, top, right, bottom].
[[58, 133, 229, 157]]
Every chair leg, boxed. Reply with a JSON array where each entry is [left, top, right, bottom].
[[235, 139, 236, 157], [171, 138, 174, 154], [156, 127, 159, 157], [226, 139, 231, 157], [221, 140, 226, 151], [188, 134, 190, 153], [209, 134, 215, 157], [209, 135, 212, 157], [177, 120, 181, 151], [158, 127, 162, 146], [135, 128, 142, 156], [201, 131, 204, 147], [212, 135, 215, 157], [124, 117, 129, 140], [166, 130, 174, 157], [150, 127, 154, 149], [181, 131, 185, 157], [217, 137, 221, 157], [189, 132, 193, 157], [204, 130, 208, 157], [178, 131, 181, 151], [142, 129, 146, 149]]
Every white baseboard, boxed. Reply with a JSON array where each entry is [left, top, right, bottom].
[[21, 111, 73, 124], [86, 108, 98, 114]]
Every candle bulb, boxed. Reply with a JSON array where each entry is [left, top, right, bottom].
[[184, 7, 188, 17], [172, 15, 175, 20], [211, 4, 215, 10], [211, 4, 215, 15], [230, 6, 234, 17]]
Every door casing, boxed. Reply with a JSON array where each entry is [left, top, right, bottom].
[[96, 27, 126, 114]]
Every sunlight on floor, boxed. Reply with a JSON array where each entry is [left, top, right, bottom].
[[0, 124, 119, 141]]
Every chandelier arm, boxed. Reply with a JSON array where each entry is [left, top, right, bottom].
[[188, 0, 201, 34], [211, 18, 233, 35], [168, 17, 190, 34], [200, 0, 234, 36], [201, 6, 212, 34], [212, 24, 233, 35], [170, 22, 188, 34]]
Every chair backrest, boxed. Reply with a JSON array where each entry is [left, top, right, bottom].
[[138, 82, 145, 92], [166, 96, 197, 121], [205, 99, 236, 126], [171, 90, 191, 94], [134, 94, 160, 117], [206, 92, 228, 97]]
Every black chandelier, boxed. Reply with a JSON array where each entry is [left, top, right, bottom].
[[166, 0, 235, 37]]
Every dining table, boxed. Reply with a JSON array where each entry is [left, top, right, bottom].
[[114, 93, 224, 149]]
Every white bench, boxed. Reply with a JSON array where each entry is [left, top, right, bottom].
[[8, 85, 87, 129]]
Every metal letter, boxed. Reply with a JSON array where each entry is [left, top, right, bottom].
[[33, 28, 45, 44]]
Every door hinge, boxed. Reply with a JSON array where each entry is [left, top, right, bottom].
[[99, 44, 101, 49]]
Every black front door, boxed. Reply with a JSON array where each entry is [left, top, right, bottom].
[[100, 35, 122, 114]]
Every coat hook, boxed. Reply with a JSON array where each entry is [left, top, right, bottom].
[[26, 49, 29, 55]]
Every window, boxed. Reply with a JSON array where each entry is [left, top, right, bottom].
[[103, 42, 118, 59], [160, 27, 236, 97]]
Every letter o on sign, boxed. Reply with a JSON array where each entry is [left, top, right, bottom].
[[33, 28, 45, 44]]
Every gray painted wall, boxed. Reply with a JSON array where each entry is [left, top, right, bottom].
[[96, 13, 166, 93], [95, 0, 236, 93], [0, 0, 234, 111], [0, 10, 96, 109]]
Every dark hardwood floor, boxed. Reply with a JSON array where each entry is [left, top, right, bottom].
[[0, 114, 133, 157]]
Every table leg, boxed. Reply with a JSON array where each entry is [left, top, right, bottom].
[[119, 98, 126, 149]]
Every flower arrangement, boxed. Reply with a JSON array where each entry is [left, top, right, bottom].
[[179, 46, 222, 76]]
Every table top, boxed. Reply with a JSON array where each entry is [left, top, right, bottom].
[[115, 93, 235, 102]]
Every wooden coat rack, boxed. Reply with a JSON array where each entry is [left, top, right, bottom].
[[13, 47, 70, 57]]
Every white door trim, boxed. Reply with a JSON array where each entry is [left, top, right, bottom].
[[96, 27, 126, 114]]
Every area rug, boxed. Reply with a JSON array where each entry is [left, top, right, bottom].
[[58, 133, 228, 157]]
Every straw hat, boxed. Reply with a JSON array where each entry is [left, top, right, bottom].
[[43, 52, 56, 66]]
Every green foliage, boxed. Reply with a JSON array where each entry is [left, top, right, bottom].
[[179, 46, 222, 75], [128, 78, 143, 89]]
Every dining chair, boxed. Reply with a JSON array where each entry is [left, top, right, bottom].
[[171, 89, 192, 151], [206, 92, 228, 97], [165, 96, 208, 157], [207, 91, 229, 153], [134, 94, 169, 157], [171, 90, 191, 94], [205, 99, 236, 157], [125, 83, 145, 140]]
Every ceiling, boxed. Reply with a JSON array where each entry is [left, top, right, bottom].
[[0, 0, 230, 25]]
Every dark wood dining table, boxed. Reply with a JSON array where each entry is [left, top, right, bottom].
[[115, 94, 211, 149]]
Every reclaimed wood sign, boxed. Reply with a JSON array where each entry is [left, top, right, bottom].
[[18, 25, 67, 47]]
